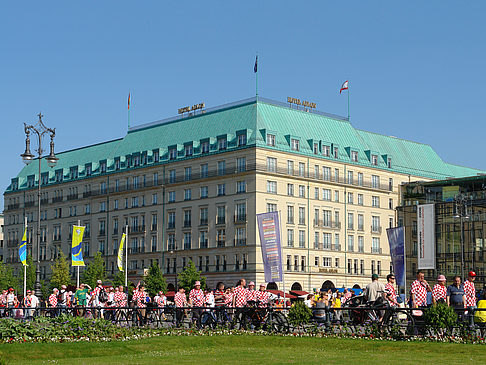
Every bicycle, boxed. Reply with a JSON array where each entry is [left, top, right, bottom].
[[237, 301, 289, 333], [198, 306, 232, 329]]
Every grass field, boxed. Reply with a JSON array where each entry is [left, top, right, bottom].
[[0, 335, 485, 364]]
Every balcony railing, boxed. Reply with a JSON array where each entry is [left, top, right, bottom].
[[67, 194, 78, 201], [216, 217, 226, 225], [234, 214, 247, 223], [6, 203, 20, 210], [24, 201, 35, 208], [151, 224, 157, 231], [168, 222, 175, 229], [199, 219, 208, 226], [235, 238, 246, 246], [217, 240, 225, 247], [183, 220, 192, 228], [371, 226, 382, 234], [372, 247, 383, 254], [52, 197, 63, 203]]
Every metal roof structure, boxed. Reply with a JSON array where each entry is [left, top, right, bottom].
[[6, 97, 484, 193]]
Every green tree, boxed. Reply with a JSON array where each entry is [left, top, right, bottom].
[[0, 261, 20, 293], [50, 251, 72, 289], [144, 262, 167, 296], [177, 260, 206, 293], [81, 252, 106, 288], [25, 254, 36, 291]]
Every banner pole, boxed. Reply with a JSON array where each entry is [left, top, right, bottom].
[[77, 220, 81, 287], [125, 225, 128, 288], [24, 216, 27, 298], [279, 211, 286, 308]]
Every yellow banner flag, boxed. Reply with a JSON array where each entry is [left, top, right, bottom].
[[71, 225, 85, 267], [117, 233, 126, 271]]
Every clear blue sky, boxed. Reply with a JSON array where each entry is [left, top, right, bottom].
[[2, 1, 486, 210]]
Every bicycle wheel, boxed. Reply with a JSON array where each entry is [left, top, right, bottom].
[[198, 311, 215, 329], [265, 312, 289, 333]]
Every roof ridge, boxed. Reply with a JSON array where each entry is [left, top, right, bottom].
[[356, 128, 433, 148]]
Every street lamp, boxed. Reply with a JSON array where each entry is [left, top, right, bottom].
[[454, 194, 470, 280], [21, 113, 58, 298]]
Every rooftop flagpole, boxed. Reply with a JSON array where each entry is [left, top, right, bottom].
[[340, 80, 350, 121], [254, 54, 258, 97], [128, 92, 131, 130]]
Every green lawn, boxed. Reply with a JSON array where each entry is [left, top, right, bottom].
[[0, 335, 484, 364]]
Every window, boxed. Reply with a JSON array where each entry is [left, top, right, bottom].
[[389, 217, 394, 228], [313, 143, 319, 154], [267, 203, 277, 212], [287, 255, 292, 271], [322, 167, 330, 181], [237, 157, 246, 172], [360, 260, 365, 275], [372, 175, 380, 189], [287, 229, 294, 247], [323, 257, 331, 267], [358, 214, 364, 231], [389, 198, 393, 210], [291, 138, 299, 151], [287, 206, 294, 224], [236, 227, 246, 246], [333, 147, 339, 159], [217, 206, 226, 224], [185, 145, 193, 157], [334, 168, 339, 181], [151, 236, 157, 252], [315, 256, 319, 266], [169, 169, 176, 183], [184, 189, 192, 200], [153, 150, 159, 162], [184, 167, 192, 181], [323, 145, 330, 157], [287, 184, 294, 196], [217, 229, 225, 247], [217, 137, 227, 150], [347, 235, 354, 252], [347, 171, 353, 184], [372, 216, 381, 233], [299, 230, 305, 248], [200, 186, 208, 199], [168, 191, 176, 203], [323, 233, 331, 249], [236, 203, 246, 222], [267, 157, 277, 172], [322, 210, 331, 227], [299, 207, 305, 225], [168, 234, 175, 251], [199, 231, 208, 248], [169, 148, 177, 160], [168, 212, 176, 229], [299, 162, 305, 177], [217, 161, 226, 175], [196, 141, 208, 155], [372, 238, 381, 253], [372, 196, 380, 207], [357, 194, 363, 206], [322, 189, 331, 201], [347, 192, 353, 204], [184, 210, 192, 227], [387, 158, 392, 168], [301, 256, 306, 272], [314, 165, 319, 179], [389, 178, 393, 191], [100, 201, 106, 212], [200, 207, 208, 225], [287, 160, 294, 175], [237, 134, 247, 146], [294, 255, 299, 271], [351, 151, 358, 162], [358, 236, 364, 252], [237, 181, 246, 193], [377, 261, 382, 275], [354, 259, 358, 274], [347, 213, 354, 230], [314, 209, 319, 226], [200, 163, 208, 178], [267, 181, 277, 194], [184, 232, 191, 250], [267, 134, 276, 147], [334, 190, 339, 202], [217, 184, 225, 196], [314, 187, 319, 200], [371, 260, 376, 275], [299, 185, 305, 198], [371, 154, 378, 166], [152, 193, 157, 205]]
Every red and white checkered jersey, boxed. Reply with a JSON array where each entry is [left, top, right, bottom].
[[174, 292, 187, 308], [410, 280, 428, 307], [132, 289, 147, 308], [93, 286, 102, 299], [224, 291, 233, 307], [114, 291, 127, 307], [432, 284, 447, 302], [156, 295, 167, 307], [189, 288, 205, 307], [246, 289, 257, 302], [385, 283, 397, 306], [48, 294, 58, 307], [342, 291, 352, 304], [256, 290, 270, 306], [0, 294, 7, 306], [463, 280, 476, 307], [233, 286, 248, 307]]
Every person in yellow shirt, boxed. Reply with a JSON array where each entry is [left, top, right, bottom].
[[474, 290, 486, 336], [332, 292, 343, 323]]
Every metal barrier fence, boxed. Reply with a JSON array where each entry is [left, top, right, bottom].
[[1, 304, 485, 337]]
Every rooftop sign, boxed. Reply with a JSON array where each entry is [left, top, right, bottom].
[[287, 97, 316, 109], [178, 102, 205, 115]]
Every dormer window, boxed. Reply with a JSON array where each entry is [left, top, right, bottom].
[[371, 155, 378, 166], [115, 158, 121, 170], [237, 134, 247, 147], [41, 173, 49, 186], [387, 158, 392, 168], [185, 145, 193, 157], [267, 134, 276, 147], [85, 163, 92, 176], [11, 178, 18, 190], [153, 150, 160, 162], [351, 151, 358, 162], [313, 143, 319, 154], [169, 148, 177, 160], [323, 145, 330, 157], [55, 169, 63, 183], [201, 141, 209, 154], [100, 161, 107, 173], [27, 175, 35, 188], [133, 155, 140, 166], [70, 167, 78, 179], [291, 138, 300, 151], [218, 137, 227, 150], [141, 153, 147, 165], [333, 147, 339, 159]]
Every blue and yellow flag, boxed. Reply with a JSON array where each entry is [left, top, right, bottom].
[[19, 228, 27, 266], [117, 233, 126, 271], [71, 225, 85, 267]]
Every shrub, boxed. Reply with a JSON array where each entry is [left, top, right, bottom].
[[288, 300, 312, 328], [423, 303, 457, 331]]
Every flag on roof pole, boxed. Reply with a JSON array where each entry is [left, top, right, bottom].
[[19, 227, 27, 266], [340, 80, 349, 94], [117, 233, 126, 271], [128, 93, 131, 110], [254, 55, 258, 73], [71, 225, 86, 266]]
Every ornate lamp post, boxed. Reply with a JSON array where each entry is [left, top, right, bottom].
[[20, 113, 58, 298], [454, 194, 470, 280]]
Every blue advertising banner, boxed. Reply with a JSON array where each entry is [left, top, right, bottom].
[[257, 211, 283, 283], [386, 226, 406, 287]]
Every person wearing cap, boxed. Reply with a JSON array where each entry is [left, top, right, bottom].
[[256, 284, 270, 307], [432, 275, 447, 305], [189, 281, 205, 326], [246, 281, 257, 302], [364, 274, 386, 303], [132, 282, 149, 325], [384, 274, 398, 306], [6, 287, 18, 317], [464, 271, 477, 307], [410, 270, 432, 310]]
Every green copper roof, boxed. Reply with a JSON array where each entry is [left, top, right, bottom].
[[6, 97, 484, 193]]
